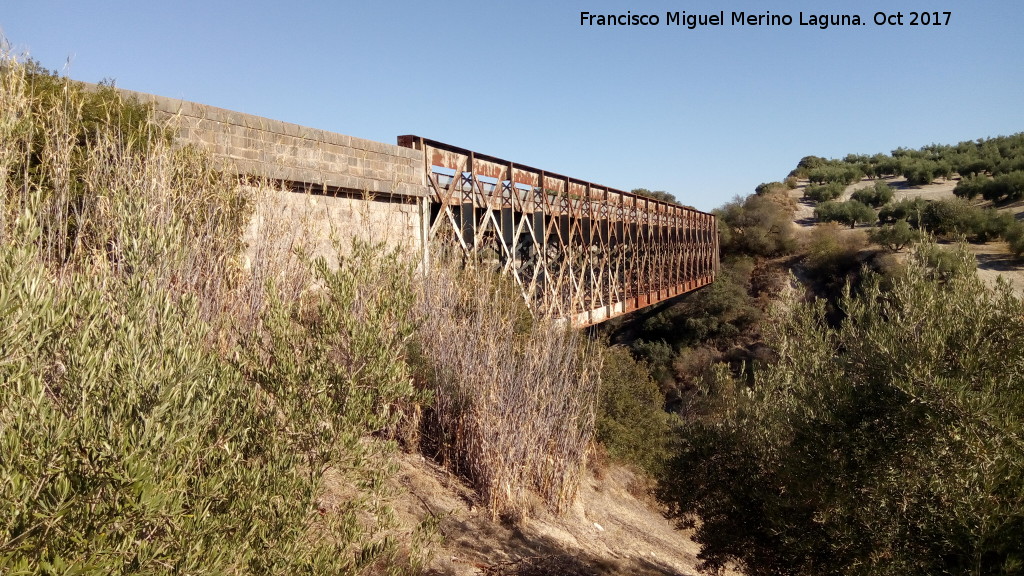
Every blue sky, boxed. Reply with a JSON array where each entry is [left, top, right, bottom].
[[2, 0, 1021, 211]]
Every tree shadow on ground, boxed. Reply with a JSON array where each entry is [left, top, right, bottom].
[[430, 516, 695, 576], [975, 251, 1022, 272]]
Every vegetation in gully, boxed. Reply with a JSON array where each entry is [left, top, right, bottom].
[[622, 134, 1024, 576], [3, 51, 1024, 575]]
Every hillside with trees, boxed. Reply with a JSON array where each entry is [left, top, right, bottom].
[[614, 134, 1024, 576]]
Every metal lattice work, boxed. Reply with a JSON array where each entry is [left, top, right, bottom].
[[398, 136, 718, 327]]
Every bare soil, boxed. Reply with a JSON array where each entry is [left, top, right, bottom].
[[387, 453, 725, 576]]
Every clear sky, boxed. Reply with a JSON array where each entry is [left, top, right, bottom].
[[2, 1, 1021, 211]]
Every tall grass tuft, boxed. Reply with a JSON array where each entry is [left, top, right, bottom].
[[413, 262, 601, 519]]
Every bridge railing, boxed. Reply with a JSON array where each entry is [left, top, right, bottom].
[[398, 136, 717, 327]]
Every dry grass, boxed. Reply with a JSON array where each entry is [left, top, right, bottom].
[[413, 261, 601, 520]]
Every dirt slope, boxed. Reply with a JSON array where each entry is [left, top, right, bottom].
[[388, 453, 726, 576]]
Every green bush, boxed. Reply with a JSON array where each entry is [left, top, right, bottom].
[[0, 55, 426, 574], [716, 194, 797, 257], [879, 197, 927, 226], [659, 243, 1024, 576], [803, 181, 844, 203], [596, 347, 674, 474], [806, 164, 862, 186], [954, 172, 1024, 203], [631, 339, 677, 389], [755, 181, 789, 196], [814, 199, 876, 228], [919, 198, 1014, 241], [640, 258, 760, 351], [984, 171, 1024, 203], [903, 160, 935, 185], [803, 223, 866, 279], [954, 173, 989, 199], [0, 222, 364, 574], [869, 219, 921, 251], [850, 180, 894, 207], [631, 188, 679, 204], [919, 198, 974, 236], [1006, 222, 1024, 258]]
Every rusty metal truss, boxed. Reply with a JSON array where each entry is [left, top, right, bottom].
[[398, 136, 718, 327]]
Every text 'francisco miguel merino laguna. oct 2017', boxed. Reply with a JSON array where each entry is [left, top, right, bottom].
[[579, 10, 953, 29]]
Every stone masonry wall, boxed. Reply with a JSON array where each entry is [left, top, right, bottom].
[[119, 88, 426, 198]]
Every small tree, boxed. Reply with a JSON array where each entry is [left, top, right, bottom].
[[804, 182, 845, 203], [869, 219, 921, 251], [879, 197, 927, 226], [815, 199, 876, 228], [954, 174, 989, 199], [851, 181, 894, 207]]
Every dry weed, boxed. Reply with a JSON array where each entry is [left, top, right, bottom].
[[414, 259, 601, 519]]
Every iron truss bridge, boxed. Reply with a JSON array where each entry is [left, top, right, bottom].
[[398, 136, 718, 328]]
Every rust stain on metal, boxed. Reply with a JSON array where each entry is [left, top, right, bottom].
[[397, 135, 718, 327]]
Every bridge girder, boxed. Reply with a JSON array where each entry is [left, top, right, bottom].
[[399, 136, 718, 327]]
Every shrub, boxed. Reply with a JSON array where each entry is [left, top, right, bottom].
[[631, 188, 679, 204], [1, 229, 300, 574], [874, 156, 903, 178], [804, 223, 866, 275], [983, 171, 1024, 203], [631, 338, 677, 389], [869, 219, 921, 251], [1006, 222, 1024, 258], [596, 347, 674, 474], [957, 157, 992, 178], [952, 172, 1024, 203], [919, 198, 1013, 241], [954, 173, 989, 200], [902, 159, 946, 185], [789, 155, 826, 179], [920, 198, 974, 236], [0, 54, 425, 574], [879, 197, 927, 226], [659, 243, 1024, 576], [643, 258, 761, 350], [915, 240, 978, 280], [806, 164, 863, 186], [755, 181, 788, 196], [973, 208, 1016, 242]]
